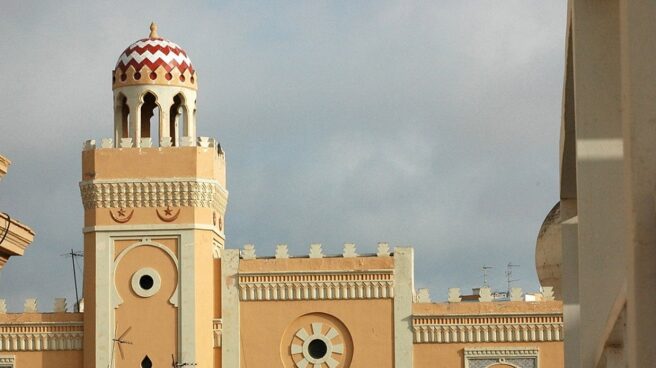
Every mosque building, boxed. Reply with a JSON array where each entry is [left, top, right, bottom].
[[0, 24, 563, 368]]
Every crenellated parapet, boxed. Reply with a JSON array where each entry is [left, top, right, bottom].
[[83, 136, 225, 152], [0, 299, 83, 352], [0, 298, 76, 314], [238, 242, 392, 260], [236, 242, 397, 302]]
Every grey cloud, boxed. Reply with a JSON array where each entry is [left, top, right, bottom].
[[0, 0, 566, 309]]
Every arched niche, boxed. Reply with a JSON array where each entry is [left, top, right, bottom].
[[139, 91, 160, 140], [114, 93, 130, 143]]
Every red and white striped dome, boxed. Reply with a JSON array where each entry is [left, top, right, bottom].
[[112, 23, 197, 90]]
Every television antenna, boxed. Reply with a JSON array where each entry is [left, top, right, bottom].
[[61, 249, 83, 312], [481, 265, 494, 288], [109, 324, 133, 368], [505, 262, 520, 295]]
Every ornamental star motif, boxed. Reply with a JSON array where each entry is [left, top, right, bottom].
[[117, 208, 126, 217], [164, 206, 173, 216]]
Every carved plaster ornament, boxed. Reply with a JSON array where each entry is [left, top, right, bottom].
[[156, 205, 180, 222], [292, 323, 344, 368], [110, 208, 134, 223]]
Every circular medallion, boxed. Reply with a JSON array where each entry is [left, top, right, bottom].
[[281, 313, 352, 368], [131, 267, 162, 298]]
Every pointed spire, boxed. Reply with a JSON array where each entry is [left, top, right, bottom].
[[149, 22, 159, 38]]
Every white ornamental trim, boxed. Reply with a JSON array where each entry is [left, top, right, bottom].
[[464, 347, 539, 368], [292, 323, 343, 368], [0, 355, 14, 367], [238, 270, 394, 301], [0, 322, 83, 351], [131, 267, 162, 298], [213, 319, 222, 348], [79, 178, 227, 211], [412, 314, 563, 344]]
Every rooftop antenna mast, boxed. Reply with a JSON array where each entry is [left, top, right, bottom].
[[61, 249, 84, 312], [505, 262, 520, 295], [481, 265, 494, 288]]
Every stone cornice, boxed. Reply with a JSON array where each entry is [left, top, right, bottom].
[[238, 270, 394, 301], [0, 321, 83, 351], [412, 311, 563, 344], [0, 213, 35, 267], [79, 178, 228, 212], [0, 155, 9, 181]]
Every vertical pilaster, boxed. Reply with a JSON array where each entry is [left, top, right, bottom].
[[179, 230, 196, 363], [221, 249, 240, 368], [393, 247, 413, 368]]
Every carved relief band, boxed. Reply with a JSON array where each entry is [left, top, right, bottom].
[[412, 314, 563, 344], [0, 322, 83, 351], [238, 270, 394, 301], [79, 178, 227, 213]]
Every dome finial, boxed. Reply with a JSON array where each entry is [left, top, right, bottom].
[[149, 22, 158, 38]]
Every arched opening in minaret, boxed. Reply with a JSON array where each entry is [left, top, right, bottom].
[[140, 92, 159, 140], [169, 93, 187, 146], [116, 94, 130, 139]]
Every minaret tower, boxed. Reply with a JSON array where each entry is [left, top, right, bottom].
[[80, 23, 227, 368]]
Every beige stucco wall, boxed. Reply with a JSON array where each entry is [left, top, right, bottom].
[[240, 299, 394, 367], [7, 351, 83, 368], [113, 238, 178, 367], [81, 146, 225, 185], [81, 144, 226, 367]]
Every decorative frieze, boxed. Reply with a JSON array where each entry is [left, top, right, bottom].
[[0, 322, 83, 351], [79, 178, 227, 212], [412, 314, 563, 343], [464, 347, 539, 368], [238, 270, 394, 301]]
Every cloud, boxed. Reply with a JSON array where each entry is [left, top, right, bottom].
[[0, 0, 566, 309]]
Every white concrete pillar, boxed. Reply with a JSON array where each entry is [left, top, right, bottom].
[[393, 247, 414, 368], [221, 249, 240, 367]]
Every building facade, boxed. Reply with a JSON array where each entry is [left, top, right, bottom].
[[0, 24, 563, 368]]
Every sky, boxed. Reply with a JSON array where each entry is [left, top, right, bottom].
[[0, 0, 567, 311]]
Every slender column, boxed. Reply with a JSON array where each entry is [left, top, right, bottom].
[[127, 99, 141, 147], [159, 93, 173, 146], [113, 106, 122, 147]]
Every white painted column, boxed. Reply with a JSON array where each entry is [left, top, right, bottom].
[[561, 212, 580, 368], [113, 105, 122, 146], [179, 230, 196, 364], [393, 247, 414, 368], [94, 233, 112, 368], [222, 249, 240, 368], [127, 99, 141, 147]]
